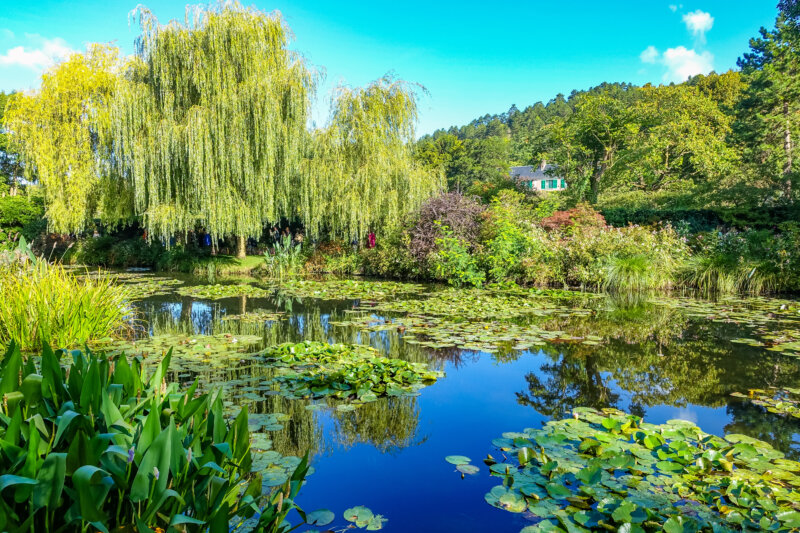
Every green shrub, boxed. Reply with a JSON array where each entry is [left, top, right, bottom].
[[65, 236, 167, 268], [260, 235, 305, 279], [0, 342, 310, 532], [682, 227, 799, 294], [304, 241, 363, 275], [430, 224, 485, 288], [0, 247, 131, 351], [601, 254, 666, 292], [361, 230, 423, 279], [0, 193, 45, 250], [480, 191, 547, 283]]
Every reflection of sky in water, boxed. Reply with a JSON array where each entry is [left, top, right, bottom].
[[132, 285, 800, 533]]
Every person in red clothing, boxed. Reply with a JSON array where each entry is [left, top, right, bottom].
[[367, 231, 376, 249]]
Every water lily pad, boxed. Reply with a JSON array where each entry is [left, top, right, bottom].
[[306, 509, 335, 526]]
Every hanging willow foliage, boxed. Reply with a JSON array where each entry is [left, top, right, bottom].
[[3, 44, 121, 234], [307, 76, 444, 240], [110, 2, 316, 244]]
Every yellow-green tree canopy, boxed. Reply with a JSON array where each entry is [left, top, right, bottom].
[[111, 2, 316, 244], [307, 77, 443, 239], [3, 44, 120, 234]]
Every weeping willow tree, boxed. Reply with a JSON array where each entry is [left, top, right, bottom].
[[305, 76, 444, 240], [3, 44, 122, 234], [111, 3, 316, 257]]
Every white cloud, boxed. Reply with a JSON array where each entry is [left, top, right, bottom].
[[662, 46, 713, 82], [0, 35, 73, 70], [668, 4, 682, 12], [682, 9, 714, 42], [639, 44, 714, 82], [640, 45, 660, 64]]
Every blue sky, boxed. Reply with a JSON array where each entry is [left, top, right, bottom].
[[0, 1, 780, 135]]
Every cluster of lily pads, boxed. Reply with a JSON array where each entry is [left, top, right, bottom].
[[475, 407, 800, 532], [732, 387, 800, 419], [370, 287, 597, 321], [93, 333, 263, 369], [660, 295, 800, 358], [275, 278, 426, 301], [176, 282, 272, 299], [332, 313, 604, 353], [222, 309, 285, 323], [328, 287, 602, 352], [78, 269, 186, 299], [259, 341, 444, 406]]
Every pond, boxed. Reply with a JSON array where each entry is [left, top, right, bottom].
[[105, 272, 800, 532]]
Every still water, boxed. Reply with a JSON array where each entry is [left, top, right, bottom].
[[125, 275, 800, 532]]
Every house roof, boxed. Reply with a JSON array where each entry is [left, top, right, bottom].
[[510, 164, 559, 181]]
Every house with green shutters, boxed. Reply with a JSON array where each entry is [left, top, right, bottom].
[[510, 162, 566, 192]]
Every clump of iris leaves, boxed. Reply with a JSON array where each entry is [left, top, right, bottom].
[[0, 342, 386, 532], [473, 407, 800, 532]]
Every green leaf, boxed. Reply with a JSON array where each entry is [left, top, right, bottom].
[[307, 509, 335, 526], [33, 453, 66, 510]]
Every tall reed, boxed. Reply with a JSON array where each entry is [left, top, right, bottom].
[[0, 261, 131, 350]]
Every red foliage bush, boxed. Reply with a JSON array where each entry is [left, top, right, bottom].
[[540, 203, 606, 232]]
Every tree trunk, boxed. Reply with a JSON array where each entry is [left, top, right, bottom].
[[784, 99, 793, 201], [236, 235, 246, 259]]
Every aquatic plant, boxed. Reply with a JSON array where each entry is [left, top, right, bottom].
[[601, 253, 674, 292], [176, 282, 272, 300], [261, 235, 305, 279], [276, 278, 425, 301], [731, 387, 800, 419], [478, 407, 800, 532], [0, 259, 131, 351], [0, 342, 310, 532], [260, 341, 443, 403]]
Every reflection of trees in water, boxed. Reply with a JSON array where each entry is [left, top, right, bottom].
[[517, 297, 800, 424], [326, 396, 426, 454], [725, 401, 800, 460], [141, 298, 431, 458], [517, 351, 620, 418]]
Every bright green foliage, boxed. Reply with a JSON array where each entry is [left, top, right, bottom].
[[481, 191, 553, 283], [309, 76, 443, 240], [261, 341, 443, 403], [431, 223, 486, 288], [482, 407, 800, 532], [540, 86, 636, 203], [3, 45, 121, 234], [0, 342, 309, 532], [0, 243, 130, 351], [0, 91, 23, 190], [0, 192, 44, 248], [111, 3, 315, 244], [621, 84, 738, 198]]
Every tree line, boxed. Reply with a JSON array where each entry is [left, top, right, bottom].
[[415, 1, 800, 210]]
